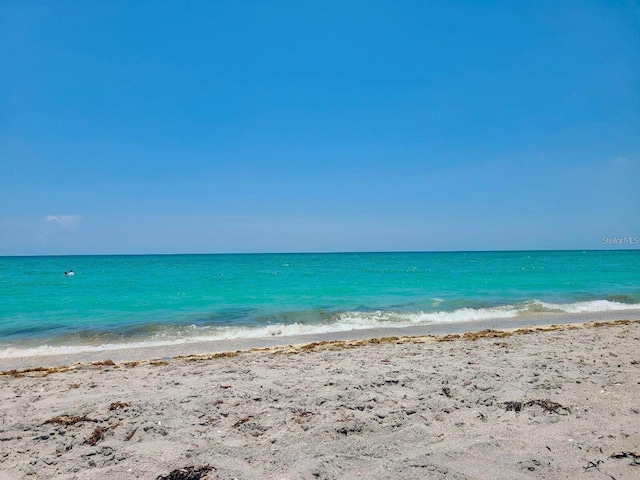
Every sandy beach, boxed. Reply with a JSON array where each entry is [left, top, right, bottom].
[[1, 319, 639, 479]]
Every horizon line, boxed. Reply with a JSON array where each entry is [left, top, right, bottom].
[[1, 247, 638, 258]]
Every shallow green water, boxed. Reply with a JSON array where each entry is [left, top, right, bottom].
[[1, 250, 638, 355]]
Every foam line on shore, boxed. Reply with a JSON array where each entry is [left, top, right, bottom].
[[2, 300, 638, 361], [2, 319, 638, 378], [4, 308, 640, 370]]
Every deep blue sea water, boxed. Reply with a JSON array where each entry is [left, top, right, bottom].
[[1, 251, 639, 357]]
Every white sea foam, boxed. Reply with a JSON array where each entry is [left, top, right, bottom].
[[1, 299, 638, 359], [431, 298, 444, 306], [533, 299, 637, 313]]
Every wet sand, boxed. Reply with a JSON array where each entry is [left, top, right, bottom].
[[4, 309, 640, 370], [1, 319, 639, 479]]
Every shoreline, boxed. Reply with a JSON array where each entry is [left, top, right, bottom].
[[2, 319, 639, 379], [2, 309, 640, 370], [1, 317, 639, 479], [3, 308, 640, 371]]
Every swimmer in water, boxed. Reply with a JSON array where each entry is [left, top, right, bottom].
[[64, 270, 75, 276]]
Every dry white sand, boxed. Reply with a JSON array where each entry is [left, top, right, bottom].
[[1, 320, 639, 479]]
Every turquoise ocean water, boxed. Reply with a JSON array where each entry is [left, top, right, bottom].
[[1, 250, 639, 357]]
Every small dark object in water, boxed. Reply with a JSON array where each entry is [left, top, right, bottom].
[[157, 465, 216, 480]]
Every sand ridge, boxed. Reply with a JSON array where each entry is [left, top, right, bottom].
[[1, 320, 639, 479]]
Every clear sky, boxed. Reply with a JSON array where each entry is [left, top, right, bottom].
[[1, 0, 639, 255]]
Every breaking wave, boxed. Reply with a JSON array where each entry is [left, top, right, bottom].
[[1, 299, 639, 359]]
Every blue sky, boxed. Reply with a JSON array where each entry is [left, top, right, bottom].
[[1, 0, 639, 254]]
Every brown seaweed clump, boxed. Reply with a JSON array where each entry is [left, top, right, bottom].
[[43, 415, 98, 426], [157, 465, 216, 480], [109, 401, 130, 410], [86, 426, 106, 446], [504, 398, 571, 415]]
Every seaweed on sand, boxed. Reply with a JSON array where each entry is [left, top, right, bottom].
[[44, 415, 98, 426], [504, 399, 571, 414], [157, 465, 216, 480]]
